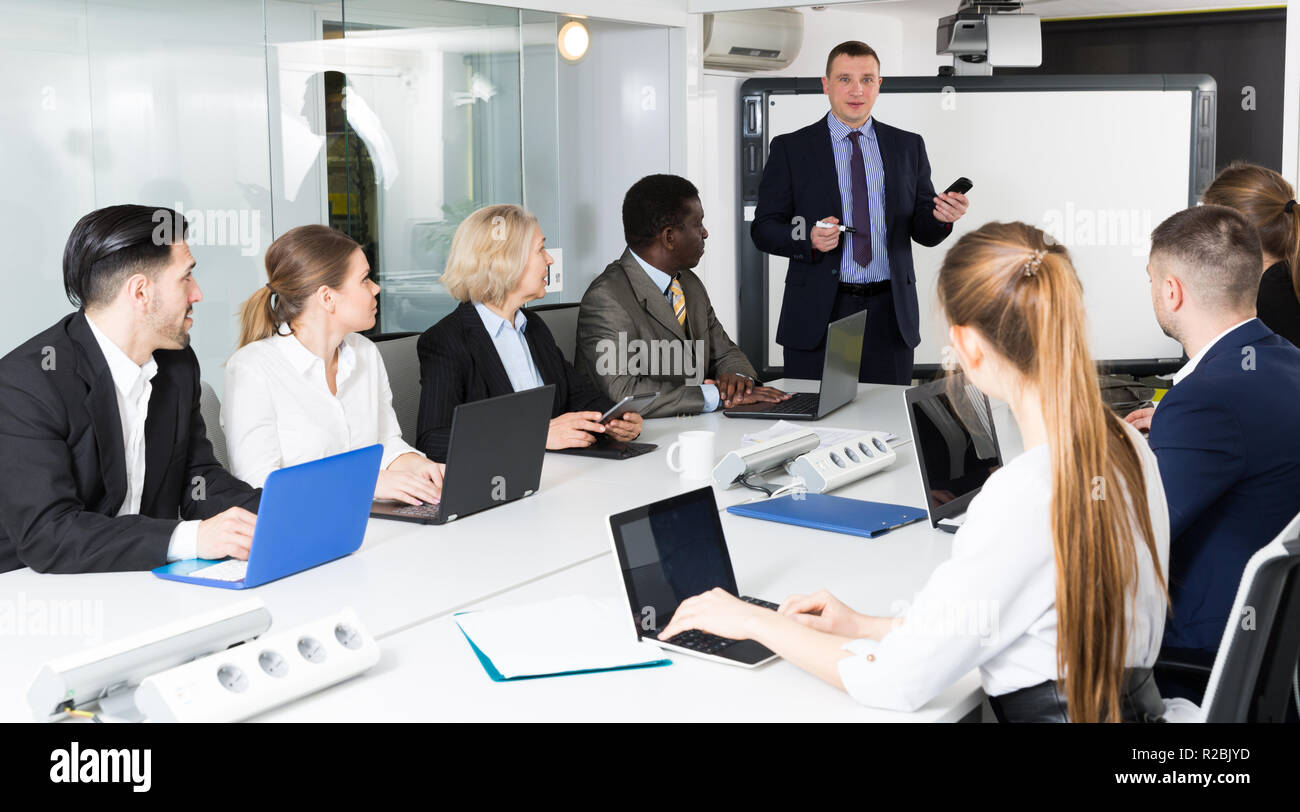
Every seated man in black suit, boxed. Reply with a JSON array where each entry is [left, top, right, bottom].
[[576, 174, 789, 418], [0, 205, 261, 574]]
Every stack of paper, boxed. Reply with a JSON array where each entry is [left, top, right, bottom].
[[455, 595, 670, 681], [742, 420, 896, 449]]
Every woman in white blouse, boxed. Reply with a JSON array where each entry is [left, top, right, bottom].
[[223, 225, 443, 506], [658, 222, 1172, 723]]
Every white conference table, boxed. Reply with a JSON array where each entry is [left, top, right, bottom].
[[0, 381, 1020, 722]]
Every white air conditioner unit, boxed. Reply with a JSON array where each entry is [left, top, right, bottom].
[[703, 9, 803, 72]]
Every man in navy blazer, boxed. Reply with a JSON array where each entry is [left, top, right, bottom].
[[1126, 205, 1300, 701], [751, 41, 969, 384]]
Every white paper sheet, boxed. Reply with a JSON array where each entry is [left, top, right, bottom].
[[741, 420, 896, 449], [455, 595, 666, 679]]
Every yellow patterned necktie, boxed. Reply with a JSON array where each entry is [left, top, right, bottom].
[[668, 276, 687, 327]]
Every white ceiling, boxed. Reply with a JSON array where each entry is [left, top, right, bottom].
[[816, 0, 1285, 20]]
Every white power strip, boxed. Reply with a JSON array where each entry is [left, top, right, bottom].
[[785, 431, 897, 493], [134, 608, 380, 722]]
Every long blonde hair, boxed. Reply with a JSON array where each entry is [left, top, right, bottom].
[[1203, 161, 1300, 302], [238, 225, 360, 348], [439, 204, 538, 306], [936, 222, 1165, 723]]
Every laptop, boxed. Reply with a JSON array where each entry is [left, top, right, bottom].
[[369, 385, 554, 525], [607, 486, 779, 668], [904, 373, 1004, 533], [723, 310, 866, 420], [152, 444, 382, 589]]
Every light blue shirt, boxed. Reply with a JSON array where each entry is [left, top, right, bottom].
[[473, 301, 544, 393], [627, 250, 720, 412], [826, 112, 890, 284]]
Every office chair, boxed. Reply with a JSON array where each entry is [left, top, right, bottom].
[[527, 302, 581, 365], [1195, 509, 1300, 722], [199, 381, 229, 469], [374, 333, 421, 445]]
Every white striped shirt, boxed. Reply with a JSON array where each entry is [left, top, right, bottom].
[[826, 112, 890, 284]]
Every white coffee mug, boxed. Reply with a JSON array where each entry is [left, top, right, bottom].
[[667, 430, 716, 480]]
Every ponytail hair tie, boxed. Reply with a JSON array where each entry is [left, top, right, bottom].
[[1286, 199, 1297, 214], [1022, 249, 1046, 277], [265, 282, 274, 293]]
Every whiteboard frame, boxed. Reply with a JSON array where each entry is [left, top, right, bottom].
[[736, 74, 1217, 380]]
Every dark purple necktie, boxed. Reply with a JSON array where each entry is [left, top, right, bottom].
[[849, 130, 872, 267]]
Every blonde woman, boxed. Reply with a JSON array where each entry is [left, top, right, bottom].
[[657, 223, 1171, 722], [415, 205, 642, 461], [224, 225, 443, 505]]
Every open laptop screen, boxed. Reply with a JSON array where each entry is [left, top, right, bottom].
[[906, 375, 1003, 525], [608, 487, 739, 636]]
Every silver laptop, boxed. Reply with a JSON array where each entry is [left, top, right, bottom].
[[723, 310, 866, 420], [904, 373, 1003, 533], [607, 486, 779, 668]]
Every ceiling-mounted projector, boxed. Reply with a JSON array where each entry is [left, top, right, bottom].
[[937, 1, 1041, 74]]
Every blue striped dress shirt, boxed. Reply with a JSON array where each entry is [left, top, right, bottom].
[[826, 112, 890, 283]]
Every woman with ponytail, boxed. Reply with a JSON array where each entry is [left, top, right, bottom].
[[223, 225, 444, 506], [657, 222, 1171, 722], [1202, 162, 1300, 348]]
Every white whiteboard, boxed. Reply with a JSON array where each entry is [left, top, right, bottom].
[[763, 88, 1194, 368]]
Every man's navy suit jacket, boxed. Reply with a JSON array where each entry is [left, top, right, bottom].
[[750, 115, 952, 352], [1151, 319, 1300, 652]]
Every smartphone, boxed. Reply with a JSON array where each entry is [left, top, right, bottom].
[[944, 177, 974, 195], [599, 392, 660, 424]]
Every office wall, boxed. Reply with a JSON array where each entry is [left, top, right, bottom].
[[0, 0, 681, 399]]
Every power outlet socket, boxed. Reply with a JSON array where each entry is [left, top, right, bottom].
[[545, 248, 563, 293]]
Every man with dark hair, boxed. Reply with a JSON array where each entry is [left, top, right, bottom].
[[576, 174, 787, 417], [0, 204, 261, 574], [1125, 204, 1300, 702], [752, 40, 969, 385]]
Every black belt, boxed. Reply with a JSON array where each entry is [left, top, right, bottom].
[[988, 667, 1165, 723], [837, 280, 891, 298]]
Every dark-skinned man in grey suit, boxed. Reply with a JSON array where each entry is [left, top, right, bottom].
[[576, 174, 790, 418]]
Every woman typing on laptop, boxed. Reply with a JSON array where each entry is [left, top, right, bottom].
[[223, 226, 443, 506], [658, 222, 1172, 722], [414, 204, 644, 461]]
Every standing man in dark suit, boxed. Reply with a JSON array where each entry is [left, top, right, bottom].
[[1124, 205, 1300, 703], [0, 205, 260, 574], [751, 40, 970, 384], [577, 174, 789, 418]]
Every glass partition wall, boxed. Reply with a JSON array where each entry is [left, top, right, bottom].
[[1, 0, 675, 393]]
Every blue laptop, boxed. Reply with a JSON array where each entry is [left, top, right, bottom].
[[152, 444, 382, 589]]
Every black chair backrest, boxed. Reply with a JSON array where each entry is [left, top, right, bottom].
[[527, 302, 580, 365]]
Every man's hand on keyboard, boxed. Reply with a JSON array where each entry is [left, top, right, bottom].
[[727, 385, 791, 407], [196, 506, 257, 561], [657, 587, 771, 643]]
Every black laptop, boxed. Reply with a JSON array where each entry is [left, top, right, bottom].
[[370, 385, 554, 525], [607, 486, 779, 668], [723, 310, 866, 420], [904, 374, 1003, 533]]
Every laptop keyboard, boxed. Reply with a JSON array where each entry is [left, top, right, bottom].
[[192, 559, 248, 582], [390, 501, 442, 519], [744, 391, 820, 415], [662, 596, 779, 654]]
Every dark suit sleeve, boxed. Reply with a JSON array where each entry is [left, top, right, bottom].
[[1148, 394, 1246, 540], [415, 328, 464, 463], [180, 363, 260, 521], [750, 135, 820, 263], [909, 135, 954, 248], [0, 376, 175, 573], [528, 314, 613, 415]]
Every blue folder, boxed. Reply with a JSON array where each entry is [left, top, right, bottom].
[[454, 613, 671, 682], [727, 493, 926, 539]]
